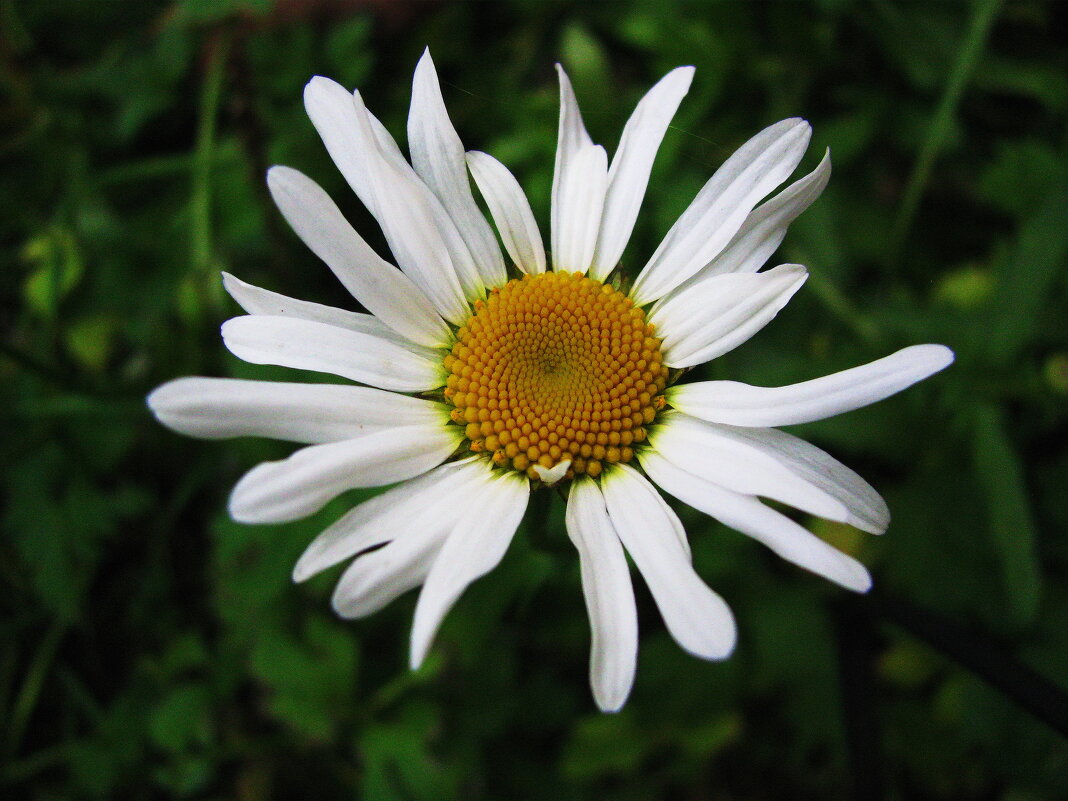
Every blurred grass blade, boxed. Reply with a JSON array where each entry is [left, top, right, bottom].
[[98, 153, 199, 186], [805, 269, 882, 345], [4, 621, 66, 758], [186, 31, 230, 322], [985, 179, 1068, 364], [972, 404, 1041, 625], [890, 0, 1002, 257]]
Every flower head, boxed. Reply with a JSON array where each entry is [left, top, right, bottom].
[[149, 50, 953, 711]]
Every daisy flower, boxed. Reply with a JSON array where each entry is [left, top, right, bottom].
[[149, 50, 953, 711]]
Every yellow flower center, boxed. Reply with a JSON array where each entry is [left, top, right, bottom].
[[444, 271, 668, 482]]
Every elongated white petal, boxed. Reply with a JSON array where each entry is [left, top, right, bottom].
[[602, 465, 736, 660], [466, 150, 546, 274], [148, 377, 446, 444], [331, 522, 451, 618], [303, 77, 471, 321], [352, 91, 482, 318], [551, 65, 594, 269], [306, 79, 478, 307], [222, 272, 417, 348], [669, 344, 955, 427], [332, 525, 445, 618], [265, 166, 449, 347], [229, 424, 460, 523], [712, 425, 890, 534], [565, 478, 638, 712], [222, 315, 444, 393], [364, 107, 412, 174], [410, 472, 529, 668], [303, 76, 379, 215], [649, 412, 850, 522], [691, 149, 831, 280], [295, 457, 486, 582], [640, 451, 872, 591], [360, 100, 489, 305], [409, 50, 505, 289], [651, 264, 807, 368], [630, 118, 812, 305], [329, 461, 491, 617], [553, 143, 608, 273], [590, 67, 694, 280], [363, 98, 489, 305]]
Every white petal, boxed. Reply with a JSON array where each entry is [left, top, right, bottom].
[[222, 270, 372, 332], [221, 272, 415, 348], [360, 100, 490, 304], [640, 451, 872, 592], [532, 458, 571, 486], [363, 106, 412, 174], [302, 77, 471, 322], [691, 149, 831, 279], [229, 424, 461, 524], [303, 76, 379, 214], [221, 315, 445, 393], [409, 471, 529, 668], [630, 118, 812, 305], [649, 412, 851, 522], [602, 465, 736, 660], [295, 457, 486, 582], [148, 377, 446, 444], [466, 150, 546, 274], [668, 344, 955, 427], [329, 460, 491, 617], [409, 50, 506, 289], [551, 65, 594, 270], [332, 523, 445, 618], [712, 425, 890, 534], [265, 166, 449, 347], [565, 478, 638, 712], [590, 66, 694, 280], [651, 264, 808, 368], [553, 143, 608, 274], [353, 91, 483, 318], [358, 96, 487, 304]]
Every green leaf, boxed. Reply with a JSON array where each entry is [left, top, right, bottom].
[[358, 702, 455, 801], [324, 16, 374, 88], [173, 0, 272, 25], [147, 684, 213, 752], [977, 139, 1065, 218], [561, 712, 647, 779], [21, 225, 84, 318], [932, 264, 995, 310], [560, 23, 612, 118], [972, 404, 1042, 624], [5, 445, 117, 619], [65, 315, 118, 372], [248, 616, 359, 740], [985, 180, 1068, 364]]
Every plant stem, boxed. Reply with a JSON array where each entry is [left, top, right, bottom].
[[889, 0, 1002, 261]]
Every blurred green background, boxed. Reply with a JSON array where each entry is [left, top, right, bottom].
[[2, 0, 1067, 798]]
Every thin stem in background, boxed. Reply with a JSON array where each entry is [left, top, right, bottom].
[[863, 593, 1068, 739], [889, 0, 1003, 261], [189, 30, 231, 321], [3, 620, 67, 760]]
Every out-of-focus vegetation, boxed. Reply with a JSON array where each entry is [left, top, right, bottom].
[[2, 0, 1066, 798]]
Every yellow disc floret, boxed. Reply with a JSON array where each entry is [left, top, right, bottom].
[[444, 271, 669, 482]]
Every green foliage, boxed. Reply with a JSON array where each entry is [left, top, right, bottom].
[[2, 0, 1066, 799]]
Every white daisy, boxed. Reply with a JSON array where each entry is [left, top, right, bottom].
[[148, 50, 953, 712]]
